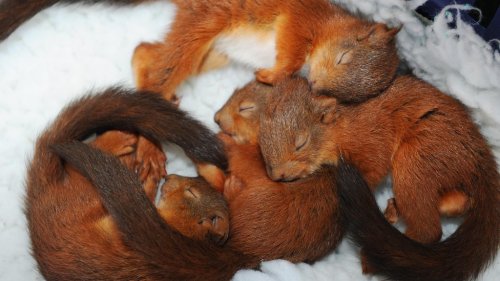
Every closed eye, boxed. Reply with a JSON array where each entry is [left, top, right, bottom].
[[239, 101, 257, 117], [239, 105, 255, 112], [336, 50, 353, 65], [185, 187, 198, 199], [295, 134, 310, 151]]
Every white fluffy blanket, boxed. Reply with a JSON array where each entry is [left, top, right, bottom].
[[0, 0, 498, 280]]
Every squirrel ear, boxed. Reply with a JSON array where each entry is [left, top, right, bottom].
[[312, 96, 337, 124], [321, 110, 337, 124], [387, 26, 402, 38], [196, 163, 226, 193], [357, 23, 401, 43]]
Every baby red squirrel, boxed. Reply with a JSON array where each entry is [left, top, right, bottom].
[[258, 76, 499, 281], [207, 80, 345, 262], [25, 88, 260, 281], [132, 0, 400, 103], [85, 130, 230, 243], [1, 0, 400, 104]]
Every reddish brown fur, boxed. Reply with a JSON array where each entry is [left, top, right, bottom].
[[92, 131, 232, 241], [383, 191, 471, 225], [166, 139, 344, 263], [157, 174, 230, 245], [132, 0, 400, 103], [223, 138, 344, 262], [438, 190, 470, 217], [29, 130, 235, 279], [211, 81, 344, 262], [25, 89, 257, 281], [259, 76, 500, 280], [214, 80, 272, 145], [1, 0, 398, 103], [335, 160, 499, 281]]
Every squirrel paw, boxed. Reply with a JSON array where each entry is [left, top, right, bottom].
[[135, 137, 167, 183], [255, 68, 286, 85], [200, 210, 230, 246], [197, 163, 226, 192], [133, 42, 180, 105], [93, 130, 138, 157], [217, 132, 236, 146], [384, 198, 399, 224]]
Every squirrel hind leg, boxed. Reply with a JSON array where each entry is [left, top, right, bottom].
[[383, 198, 399, 224], [438, 190, 470, 217]]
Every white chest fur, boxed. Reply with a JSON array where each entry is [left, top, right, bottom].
[[213, 26, 309, 76], [213, 26, 276, 69]]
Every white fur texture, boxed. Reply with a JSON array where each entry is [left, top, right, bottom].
[[214, 27, 276, 69], [0, 1, 498, 280]]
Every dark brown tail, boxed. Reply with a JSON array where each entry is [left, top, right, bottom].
[[25, 87, 244, 280], [0, 0, 151, 40], [52, 141, 250, 280], [335, 160, 500, 281], [27, 87, 227, 192]]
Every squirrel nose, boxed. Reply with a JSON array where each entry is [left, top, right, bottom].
[[266, 165, 274, 179], [214, 112, 221, 126], [267, 166, 287, 182]]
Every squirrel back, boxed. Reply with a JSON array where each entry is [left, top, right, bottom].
[[224, 141, 344, 262]]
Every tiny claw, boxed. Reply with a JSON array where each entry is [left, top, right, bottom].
[[170, 95, 180, 107], [139, 163, 151, 183], [206, 215, 229, 246]]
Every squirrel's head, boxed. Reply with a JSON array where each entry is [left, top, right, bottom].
[[214, 81, 272, 145], [309, 22, 400, 103], [158, 175, 229, 245], [259, 77, 338, 182]]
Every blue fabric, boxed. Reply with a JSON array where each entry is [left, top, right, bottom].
[[416, 0, 499, 42]]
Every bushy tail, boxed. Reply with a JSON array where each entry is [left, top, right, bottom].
[[27, 87, 227, 190], [52, 141, 247, 280], [0, 0, 152, 40], [25, 87, 242, 280], [335, 160, 499, 281]]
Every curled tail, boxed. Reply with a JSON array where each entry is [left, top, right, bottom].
[[26, 87, 243, 280], [336, 160, 500, 281], [52, 141, 249, 280], [0, 0, 152, 40], [27, 87, 227, 191]]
